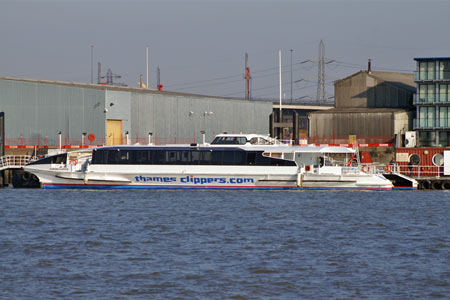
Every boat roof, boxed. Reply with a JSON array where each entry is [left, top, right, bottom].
[[214, 133, 270, 138], [93, 144, 356, 154], [257, 145, 356, 154]]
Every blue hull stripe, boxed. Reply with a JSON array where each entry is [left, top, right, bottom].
[[41, 183, 393, 190]]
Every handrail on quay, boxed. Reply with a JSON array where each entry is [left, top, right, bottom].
[[0, 155, 37, 171]]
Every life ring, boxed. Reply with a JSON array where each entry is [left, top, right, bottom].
[[69, 159, 78, 166], [88, 133, 96, 142], [384, 164, 392, 173], [361, 165, 368, 173]]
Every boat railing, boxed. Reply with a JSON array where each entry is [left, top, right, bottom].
[[385, 164, 446, 178], [341, 166, 360, 175], [360, 163, 403, 175]]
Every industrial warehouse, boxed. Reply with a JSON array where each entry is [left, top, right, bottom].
[[0, 76, 272, 148]]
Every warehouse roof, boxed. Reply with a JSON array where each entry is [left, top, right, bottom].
[[0, 76, 245, 101], [414, 57, 450, 61], [308, 107, 412, 115], [335, 71, 415, 92]]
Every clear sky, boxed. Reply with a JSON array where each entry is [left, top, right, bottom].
[[1, 0, 450, 102]]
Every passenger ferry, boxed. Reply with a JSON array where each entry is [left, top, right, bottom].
[[24, 133, 394, 190]]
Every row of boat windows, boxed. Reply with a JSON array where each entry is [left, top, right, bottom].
[[28, 153, 67, 165], [91, 149, 296, 166]]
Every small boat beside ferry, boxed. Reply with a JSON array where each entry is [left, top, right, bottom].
[[24, 133, 403, 190]]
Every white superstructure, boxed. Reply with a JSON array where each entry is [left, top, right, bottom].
[[24, 133, 393, 190]]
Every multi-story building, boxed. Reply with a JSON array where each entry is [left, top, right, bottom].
[[413, 57, 450, 146]]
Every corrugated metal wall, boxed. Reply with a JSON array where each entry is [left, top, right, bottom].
[[130, 93, 271, 144], [335, 73, 370, 108], [0, 79, 105, 145], [0, 78, 272, 147], [309, 112, 395, 142], [0, 112, 4, 156]]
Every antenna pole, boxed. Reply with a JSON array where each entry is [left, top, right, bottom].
[[90, 44, 94, 83], [317, 40, 325, 103], [244, 53, 251, 100], [146, 46, 149, 88]]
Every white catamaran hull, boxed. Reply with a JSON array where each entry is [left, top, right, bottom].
[[26, 165, 393, 190], [23, 134, 396, 191]]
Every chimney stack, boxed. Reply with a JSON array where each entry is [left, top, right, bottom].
[[97, 62, 101, 83], [368, 59, 372, 74]]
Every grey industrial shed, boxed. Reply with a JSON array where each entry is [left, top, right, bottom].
[[308, 108, 413, 144], [0, 77, 272, 148], [308, 70, 416, 145], [335, 71, 415, 108]]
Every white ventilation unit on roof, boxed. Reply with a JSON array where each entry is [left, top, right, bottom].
[[405, 131, 416, 148]]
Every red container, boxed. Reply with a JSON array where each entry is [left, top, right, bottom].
[[395, 147, 449, 177]]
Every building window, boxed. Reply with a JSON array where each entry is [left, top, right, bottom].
[[419, 84, 426, 102], [439, 84, 447, 102], [419, 62, 427, 80], [439, 61, 450, 80], [427, 61, 435, 80], [419, 106, 435, 128], [418, 131, 436, 147], [427, 62, 435, 80], [439, 131, 450, 146], [418, 84, 436, 103], [438, 84, 449, 102], [427, 84, 435, 102], [438, 107, 450, 128]]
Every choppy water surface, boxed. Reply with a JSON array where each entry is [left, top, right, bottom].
[[0, 189, 449, 299]]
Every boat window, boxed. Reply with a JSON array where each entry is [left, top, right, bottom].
[[247, 152, 257, 165], [105, 150, 134, 164], [120, 150, 131, 162], [177, 151, 190, 164], [211, 151, 222, 164], [135, 150, 152, 164], [222, 151, 235, 165], [90, 148, 295, 166], [199, 151, 212, 165], [92, 150, 106, 164], [28, 153, 68, 165], [166, 151, 177, 164], [191, 151, 201, 164], [409, 153, 421, 165], [319, 157, 324, 167], [257, 154, 272, 165], [234, 151, 245, 165], [53, 153, 67, 164], [211, 136, 247, 145], [106, 150, 119, 164], [153, 150, 165, 164]]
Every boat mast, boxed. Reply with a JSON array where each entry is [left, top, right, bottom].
[[279, 50, 282, 123]]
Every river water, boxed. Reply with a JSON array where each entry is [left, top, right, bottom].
[[0, 189, 449, 299]]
